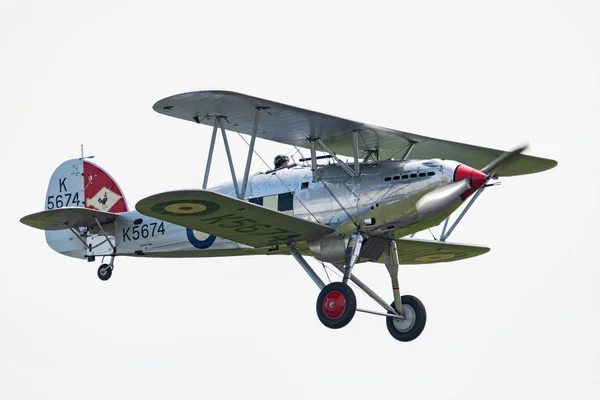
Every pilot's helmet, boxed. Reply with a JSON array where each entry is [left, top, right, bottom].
[[274, 154, 289, 169]]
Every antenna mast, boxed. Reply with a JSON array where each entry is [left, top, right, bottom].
[[79, 144, 95, 160]]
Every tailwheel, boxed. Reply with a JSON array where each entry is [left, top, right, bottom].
[[97, 263, 113, 281], [386, 295, 427, 342], [316, 282, 357, 329]]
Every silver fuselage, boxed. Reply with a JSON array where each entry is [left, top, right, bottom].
[[81, 159, 463, 259]]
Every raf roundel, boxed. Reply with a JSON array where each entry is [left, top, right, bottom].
[[151, 199, 220, 217], [414, 253, 456, 263], [186, 229, 216, 249], [164, 202, 207, 214]]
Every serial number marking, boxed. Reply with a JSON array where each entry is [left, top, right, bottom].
[[47, 192, 81, 209], [199, 213, 300, 242], [122, 222, 166, 242], [46, 177, 81, 209]]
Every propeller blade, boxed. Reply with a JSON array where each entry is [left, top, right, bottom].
[[480, 144, 529, 176]]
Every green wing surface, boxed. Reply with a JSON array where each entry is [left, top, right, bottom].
[[136, 190, 336, 248], [20, 208, 119, 231], [383, 238, 490, 264]]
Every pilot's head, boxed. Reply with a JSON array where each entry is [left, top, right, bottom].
[[274, 155, 289, 169]]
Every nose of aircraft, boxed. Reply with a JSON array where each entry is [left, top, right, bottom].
[[453, 164, 487, 198]]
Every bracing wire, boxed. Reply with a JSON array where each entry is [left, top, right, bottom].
[[320, 180, 359, 228], [427, 229, 437, 241], [265, 109, 307, 161], [314, 140, 360, 228], [321, 263, 365, 295], [321, 261, 331, 284], [234, 131, 321, 223], [387, 142, 413, 161]]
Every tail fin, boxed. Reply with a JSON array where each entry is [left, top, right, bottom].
[[44, 159, 128, 258]]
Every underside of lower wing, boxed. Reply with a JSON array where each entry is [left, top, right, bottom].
[[377, 238, 490, 265], [135, 190, 336, 248]]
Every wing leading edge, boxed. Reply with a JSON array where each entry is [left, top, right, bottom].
[[388, 238, 490, 264], [135, 190, 335, 248], [153, 90, 557, 177]]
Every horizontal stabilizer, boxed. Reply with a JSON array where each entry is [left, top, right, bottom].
[[387, 238, 490, 265], [136, 190, 336, 248], [20, 208, 119, 231]]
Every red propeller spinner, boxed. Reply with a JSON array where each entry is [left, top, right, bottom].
[[454, 165, 487, 199], [454, 144, 529, 199]]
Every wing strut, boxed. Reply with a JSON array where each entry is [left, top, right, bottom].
[[401, 142, 416, 160], [309, 132, 362, 179], [218, 117, 240, 198], [440, 186, 487, 242], [309, 139, 318, 182], [241, 107, 265, 199], [317, 138, 357, 177], [197, 116, 242, 198], [352, 130, 360, 175], [362, 149, 380, 162], [202, 118, 219, 189]]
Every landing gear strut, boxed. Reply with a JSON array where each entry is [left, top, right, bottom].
[[289, 235, 427, 342], [383, 241, 427, 341], [315, 233, 362, 329], [92, 217, 116, 282]]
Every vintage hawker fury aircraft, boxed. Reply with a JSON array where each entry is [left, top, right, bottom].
[[21, 91, 557, 342]]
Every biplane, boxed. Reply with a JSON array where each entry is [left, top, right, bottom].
[[21, 91, 557, 342]]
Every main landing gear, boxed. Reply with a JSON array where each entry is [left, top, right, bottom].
[[288, 236, 427, 342], [317, 281, 357, 329], [385, 296, 427, 342]]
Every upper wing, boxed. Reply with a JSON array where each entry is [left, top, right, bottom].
[[20, 208, 119, 230], [135, 190, 335, 248], [153, 90, 557, 177]]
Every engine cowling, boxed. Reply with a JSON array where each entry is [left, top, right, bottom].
[[309, 237, 349, 264]]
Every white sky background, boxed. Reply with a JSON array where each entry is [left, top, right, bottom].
[[1, 0, 599, 398]]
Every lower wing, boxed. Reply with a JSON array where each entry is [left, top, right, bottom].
[[136, 190, 335, 248], [386, 238, 490, 264]]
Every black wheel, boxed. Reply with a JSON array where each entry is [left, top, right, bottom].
[[316, 282, 357, 329], [386, 295, 427, 342], [97, 264, 112, 281]]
